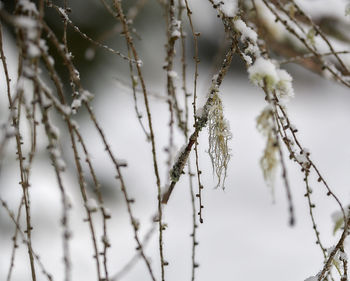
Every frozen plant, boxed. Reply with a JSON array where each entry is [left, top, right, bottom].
[[1, 1, 350, 281]]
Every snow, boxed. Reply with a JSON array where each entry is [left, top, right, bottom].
[[340, 251, 348, 261], [277, 69, 292, 84], [234, 19, 258, 43], [168, 70, 178, 79], [304, 276, 318, 281], [51, 147, 61, 158], [248, 58, 295, 102], [254, 0, 301, 45], [65, 52, 73, 60], [295, 152, 309, 165], [58, 7, 69, 21], [61, 105, 71, 116], [136, 59, 143, 67], [56, 158, 66, 171], [296, 0, 348, 21], [71, 99, 82, 111], [14, 16, 36, 29], [311, 35, 350, 69], [15, 77, 26, 92], [171, 19, 181, 39], [49, 124, 60, 139], [18, 0, 38, 14], [242, 54, 252, 65], [276, 69, 294, 100], [85, 198, 98, 212], [171, 29, 181, 39], [104, 207, 111, 218], [245, 43, 261, 57], [70, 120, 79, 130], [48, 56, 55, 66], [27, 43, 40, 58], [116, 159, 128, 167], [248, 57, 279, 89], [71, 90, 94, 114], [195, 106, 205, 119], [2, 124, 17, 138], [39, 39, 47, 51], [81, 90, 94, 101], [214, 0, 237, 17]]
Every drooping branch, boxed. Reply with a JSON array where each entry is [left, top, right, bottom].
[[162, 42, 235, 204]]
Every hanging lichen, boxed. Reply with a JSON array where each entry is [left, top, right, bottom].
[[207, 90, 232, 189], [257, 106, 278, 195]]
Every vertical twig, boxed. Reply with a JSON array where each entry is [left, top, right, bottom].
[[113, 1, 165, 279]]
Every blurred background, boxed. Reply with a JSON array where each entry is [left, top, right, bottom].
[[1, 0, 350, 280]]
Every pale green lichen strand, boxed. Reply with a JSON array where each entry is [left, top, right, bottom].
[[257, 106, 278, 194], [207, 90, 232, 189]]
